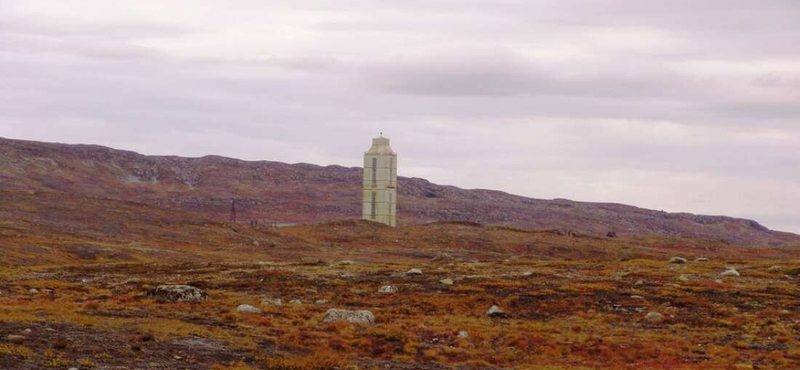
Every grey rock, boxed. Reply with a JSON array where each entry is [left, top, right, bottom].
[[147, 285, 207, 303], [721, 268, 740, 277], [645, 312, 664, 324], [288, 299, 302, 305], [457, 331, 469, 339], [236, 304, 261, 314], [378, 285, 397, 294], [669, 256, 687, 264], [439, 278, 454, 286], [323, 309, 375, 324], [406, 268, 423, 275], [28, 288, 39, 295], [486, 305, 507, 318], [261, 298, 283, 306]]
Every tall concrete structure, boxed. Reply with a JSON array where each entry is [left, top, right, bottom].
[[363, 135, 397, 227]]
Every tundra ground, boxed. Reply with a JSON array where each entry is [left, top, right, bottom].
[[1, 255, 799, 370]]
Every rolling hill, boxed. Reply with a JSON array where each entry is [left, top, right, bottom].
[[1, 136, 797, 246]]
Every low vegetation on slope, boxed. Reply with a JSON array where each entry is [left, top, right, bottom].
[[1, 136, 797, 245]]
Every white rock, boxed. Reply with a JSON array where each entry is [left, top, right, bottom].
[[439, 278, 454, 286], [378, 285, 397, 294], [669, 256, 687, 264], [630, 295, 646, 300], [406, 268, 423, 275], [695, 257, 709, 262], [457, 331, 469, 339], [768, 265, 782, 272], [634, 279, 645, 287], [486, 305, 506, 317], [261, 298, 283, 306], [236, 304, 262, 314], [522, 270, 535, 276], [322, 309, 375, 324], [288, 299, 302, 305], [677, 275, 690, 282], [338, 260, 355, 266], [721, 268, 740, 277], [28, 288, 39, 295], [645, 312, 664, 324], [315, 299, 328, 305]]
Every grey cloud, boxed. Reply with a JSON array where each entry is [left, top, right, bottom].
[[0, 0, 798, 232]]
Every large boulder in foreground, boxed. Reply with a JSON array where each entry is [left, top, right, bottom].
[[323, 309, 375, 324], [147, 285, 208, 303]]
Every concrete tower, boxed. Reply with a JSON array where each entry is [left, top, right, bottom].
[[363, 135, 397, 227]]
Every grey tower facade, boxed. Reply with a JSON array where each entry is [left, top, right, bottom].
[[362, 136, 397, 227]]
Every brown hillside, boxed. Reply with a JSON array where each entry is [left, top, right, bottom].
[[1, 136, 797, 246]]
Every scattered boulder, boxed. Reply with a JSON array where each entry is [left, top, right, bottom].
[[338, 260, 355, 266], [645, 312, 664, 324], [315, 299, 328, 305], [695, 257, 709, 262], [406, 268, 423, 275], [669, 257, 687, 264], [630, 295, 646, 300], [486, 305, 507, 318], [677, 275, 690, 282], [323, 309, 375, 324], [439, 278, 454, 286], [28, 288, 39, 295], [288, 299, 302, 305], [236, 304, 261, 314], [261, 298, 283, 307], [6, 335, 25, 344], [768, 265, 782, 272], [634, 279, 645, 287], [457, 331, 469, 339], [606, 231, 617, 238], [721, 268, 740, 277], [378, 286, 397, 294], [147, 285, 208, 303], [522, 270, 535, 277]]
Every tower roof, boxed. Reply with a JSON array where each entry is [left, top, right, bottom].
[[365, 136, 396, 155]]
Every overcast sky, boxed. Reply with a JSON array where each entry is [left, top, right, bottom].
[[1, 0, 799, 233]]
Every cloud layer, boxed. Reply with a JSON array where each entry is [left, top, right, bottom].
[[1, 0, 799, 232]]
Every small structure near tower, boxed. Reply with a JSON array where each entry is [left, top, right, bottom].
[[363, 135, 397, 227]]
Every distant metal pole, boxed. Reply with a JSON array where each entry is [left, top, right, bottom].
[[230, 198, 237, 223]]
